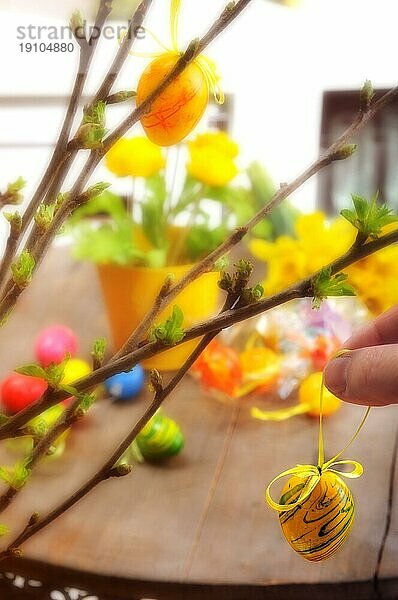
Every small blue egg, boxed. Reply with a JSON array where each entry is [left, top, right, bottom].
[[105, 365, 145, 400]]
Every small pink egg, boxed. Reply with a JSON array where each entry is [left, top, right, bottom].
[[35, 325, 78, 366]]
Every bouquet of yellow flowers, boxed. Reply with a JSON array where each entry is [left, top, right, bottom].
[[249, 208, 398, 315]]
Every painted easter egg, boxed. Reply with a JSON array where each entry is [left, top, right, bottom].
[[299, 372, 341, 418], [0, 373, 48, 414], [136, 52, 209, 146], [279, 471, 354, 561], [105, 365, 145, 400], [61, 358, 92, 406], [136, 411, 184, 461], [62, 358, 92, 386], [35, 325, 78, 367], [192, 340, 242, 397], [239, 347, 281, 395]]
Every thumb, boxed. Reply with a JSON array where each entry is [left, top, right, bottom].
[[324, 345, 398, 407]]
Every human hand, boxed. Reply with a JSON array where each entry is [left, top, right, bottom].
[[324, 305, 398, 406]]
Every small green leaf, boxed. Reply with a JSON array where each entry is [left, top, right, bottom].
[[0, 461, 30, 490], [312, 267, 356, 309], [15, 364, 47, 379], [213, 256, 229, 272], [91, 338, 106, 365], [0, 524, 9, 537], [341, 193, 397, 240], [84, 182, 111, 201], [16, 355, 70, 389], [83, 101, 106, 127], [106, 90, 137, 105], [76, 392, 96, 413], [4, 211, 22, 232], [150, 305, 185, 346], [11, 250, 35, 289], [7, 177, 26, 196], [75, 123, 108, 149], [35, 204, 56, 230]]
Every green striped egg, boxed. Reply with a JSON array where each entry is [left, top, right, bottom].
[[279, 471, 354, 561], [136, 412, 184, 461]]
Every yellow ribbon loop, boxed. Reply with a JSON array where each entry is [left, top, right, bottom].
[[195, 55, 225, 105], [266, 349, 370, 513], [170, 0, 182, 52]]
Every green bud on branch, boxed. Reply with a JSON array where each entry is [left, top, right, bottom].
[[105, 90, 137, 105], [28, 512, 40, 527], [330, 144, 357, 162], [91, 338, 107, 370], [69, 101, 108, 150], [16, 355, 69, 389], [11, 250, 35, 289], [240, 283, 264, 306], [360, 79, 374, 112], [341, 193, 397, 241], [0, 177, 26, 206], [109, 464, 133, 478], [0, 461, 30, 490], [4, 211, 22, 234], [218, 259, 254, 296], [70, 10, 86, 44], [34, 204, 56, 231], [149, 305, 185, 346], [311, 267, 356, 309], [213, 256, 229, 272]]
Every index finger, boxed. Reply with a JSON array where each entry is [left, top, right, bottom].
[[346, 304, 398, 350]]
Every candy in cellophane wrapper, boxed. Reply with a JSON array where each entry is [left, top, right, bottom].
[[191, 298, 368, 405]]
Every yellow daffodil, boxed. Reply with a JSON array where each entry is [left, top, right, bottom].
[[250, 212, 398, 315], [105, 136, 165, 178], [187, 131, 239, 187]]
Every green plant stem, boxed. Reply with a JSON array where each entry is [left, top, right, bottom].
[[0, 226, 396, 442], [166, 189, 203, 266]]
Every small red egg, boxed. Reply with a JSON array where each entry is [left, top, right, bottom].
[[35, 325, 78, 367], [1, 374, 48, 414]]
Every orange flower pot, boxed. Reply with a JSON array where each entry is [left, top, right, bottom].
[[97, 263, 220, 371]]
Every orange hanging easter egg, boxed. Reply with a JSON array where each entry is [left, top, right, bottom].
[[136, 52, 210, 146]]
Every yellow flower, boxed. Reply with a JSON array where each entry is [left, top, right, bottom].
[[250, 210, 398, 315], [189, 131, 239, 158], [105, 137, 165, 178], [187, 131, 239, 187]]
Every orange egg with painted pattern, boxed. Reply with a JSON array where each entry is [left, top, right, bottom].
[[136, 52, 210, 146]]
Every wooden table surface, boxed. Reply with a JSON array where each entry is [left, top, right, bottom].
[[0, 246, 397, 600]]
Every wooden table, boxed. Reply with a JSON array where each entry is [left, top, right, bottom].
[[0, 247, 397, 599]]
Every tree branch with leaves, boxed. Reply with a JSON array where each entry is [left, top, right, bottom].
[[0, 0, 396, 564]]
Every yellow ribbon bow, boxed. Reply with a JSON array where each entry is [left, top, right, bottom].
[[266, 349, 371, 513]]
